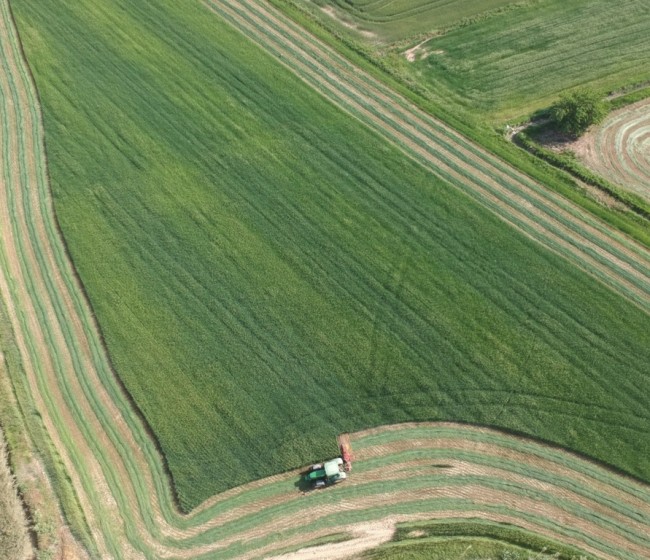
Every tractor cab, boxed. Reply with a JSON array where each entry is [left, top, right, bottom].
[[324, 458, 347, 483]]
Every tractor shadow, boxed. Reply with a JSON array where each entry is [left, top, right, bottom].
[[294, 470, 316, 492]]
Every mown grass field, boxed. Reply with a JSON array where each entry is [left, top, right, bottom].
[[415, 0, 650, 118], [309, 0, 650, 120], [363, 519, 598, 559], [316, 0, 517, 43], [585, 99, 650, 203], [12, 0, 650, 513]]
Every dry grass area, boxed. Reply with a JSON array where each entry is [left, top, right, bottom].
[[570, 99, 650, 203], [0, 430, 31, 560]]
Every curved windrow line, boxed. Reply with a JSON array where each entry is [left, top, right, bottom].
[[0, 0, 649, 559], [592, 100, 650, 203], [206, 0, 650, 314]]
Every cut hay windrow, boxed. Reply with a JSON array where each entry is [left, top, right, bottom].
[[591, 99, 650, 203], [0, 0, 649, 559]]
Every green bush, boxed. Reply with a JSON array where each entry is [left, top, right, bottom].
[[550, 89, 607, 137]]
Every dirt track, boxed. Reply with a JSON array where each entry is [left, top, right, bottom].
[[0, 0, 649, 558]]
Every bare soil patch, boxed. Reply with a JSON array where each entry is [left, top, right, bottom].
[[403, 39, 443, 62]]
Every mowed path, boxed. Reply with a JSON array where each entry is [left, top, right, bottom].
[[206, 0, 650, 314], [0, 0, 649, 558]]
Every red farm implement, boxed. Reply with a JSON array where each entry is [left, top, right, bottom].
[[337, 433, 353, 472]]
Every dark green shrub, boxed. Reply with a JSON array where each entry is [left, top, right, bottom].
[[550, 89, 607, 137]]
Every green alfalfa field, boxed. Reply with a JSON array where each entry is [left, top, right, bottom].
[[12, 0, 650, 511], [412, 0, 650, 118]]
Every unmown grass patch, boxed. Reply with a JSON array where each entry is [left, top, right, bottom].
[[362, 538, 586, 560], [608, 85, 650, 111], [0, 430, 29, 560]]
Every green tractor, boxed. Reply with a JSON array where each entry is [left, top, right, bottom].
[[304, 457, 347, 489]]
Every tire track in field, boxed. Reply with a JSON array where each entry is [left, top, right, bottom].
[[205, 0, 650, 313], [1, 1, 649, 559]]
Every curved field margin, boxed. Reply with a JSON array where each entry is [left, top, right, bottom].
[[0, 1, 649, 560], [206, 0, 650, 314], [574, 99, 650, 204]]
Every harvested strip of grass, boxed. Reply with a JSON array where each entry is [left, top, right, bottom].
[[394, 518, 598, 558]]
